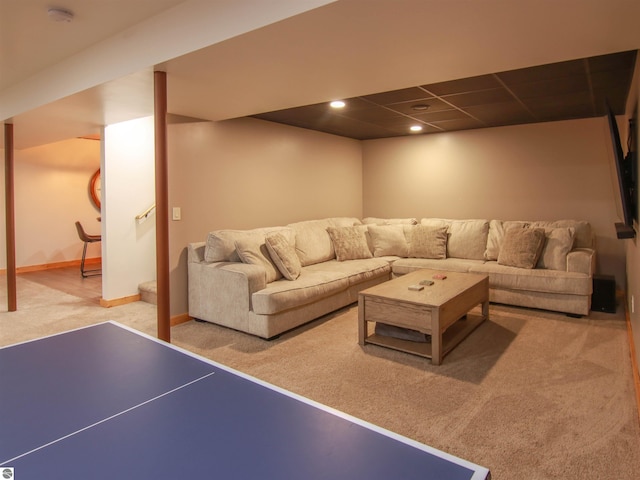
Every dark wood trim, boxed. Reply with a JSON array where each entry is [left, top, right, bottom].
[[154, 71, 171, 342], [4, 123, 16, 311], [625, 294, 640, 428]]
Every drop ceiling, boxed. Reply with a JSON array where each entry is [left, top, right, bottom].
[[252, 50, 637, 140]]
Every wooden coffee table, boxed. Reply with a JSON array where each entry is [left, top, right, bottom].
[[358, 269, 489, 365]]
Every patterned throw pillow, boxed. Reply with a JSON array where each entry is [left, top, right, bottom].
[[497, 228, 546, 269], [326, 226, 373, 261], [265, 233, 302, 280], [407, 225, 448, 259]]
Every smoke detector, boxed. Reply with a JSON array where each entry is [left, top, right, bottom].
[[48, 7, 74, 23]]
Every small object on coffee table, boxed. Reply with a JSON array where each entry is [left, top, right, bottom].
[[420, 280, 434, 286], [408, 284, 424, 291], [432, 274, 447, 280]]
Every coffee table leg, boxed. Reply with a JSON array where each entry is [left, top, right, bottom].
[[432, 310, 442, 365], [482, 299, 489, 320], [358, 295, 366, 345]]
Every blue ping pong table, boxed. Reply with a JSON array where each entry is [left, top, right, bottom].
[[1, 321, 490, 479]]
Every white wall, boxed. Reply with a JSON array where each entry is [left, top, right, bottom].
[[0, 138, 100, 269], [102, 116, 156, 301], [168, 117, 363, 315], [363, 118, 626, 286]]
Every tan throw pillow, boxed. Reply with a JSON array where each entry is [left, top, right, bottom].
[[537, 227, 575, 271], [265, 233, 302, 280], [326, 226, 373, 261], [408, 225, 448, 259], [497, 228, 546, 269], [367, 224, 409, 257], [235, 237, 282, 283]]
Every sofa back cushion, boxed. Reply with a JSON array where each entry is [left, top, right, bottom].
[[536, 227, 576, 271], [204, 227, 293, 263], [530, 220, 592, 248], [287, 219, 335, 266], [485, 220, 528, 260], [446, 219, 489, 260], [235, 236, 283, 283], [362, 217, 418, 225]]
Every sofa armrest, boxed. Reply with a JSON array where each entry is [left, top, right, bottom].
[[188, 242, 206, 263], [566, 248, 596, 276], [188, 260, 267, 323]]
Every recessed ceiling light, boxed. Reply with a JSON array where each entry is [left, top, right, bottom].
[[410, 125, 423, 132], [411, 104, 430, 111], [47, 7, 74, 22], [330, 100, 346, 109]]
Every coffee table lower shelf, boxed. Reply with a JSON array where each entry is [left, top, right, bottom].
[[363, 314, 485, 360]]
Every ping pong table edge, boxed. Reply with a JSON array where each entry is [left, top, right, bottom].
[[2, 320, 491, 480]]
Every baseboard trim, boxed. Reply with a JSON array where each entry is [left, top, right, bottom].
[[171, 313, 192, 326], [0, 258, 101, 275], [625, 294, 640, 428], [100, 294, 141, 308]]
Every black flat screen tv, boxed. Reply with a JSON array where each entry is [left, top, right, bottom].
[[606, 103, 636, 239]]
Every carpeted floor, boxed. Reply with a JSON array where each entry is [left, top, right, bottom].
[[2, 276, 640, 479]]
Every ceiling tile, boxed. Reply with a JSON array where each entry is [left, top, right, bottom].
[[250, 50, 637, 140], [443, 88, 515, 108], [423, 75, 501, 95], [361, 87, 432, 105]]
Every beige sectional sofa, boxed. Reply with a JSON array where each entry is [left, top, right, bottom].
[[187, 217, 595, 339]]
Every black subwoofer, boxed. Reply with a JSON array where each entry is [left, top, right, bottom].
[[591, 275, 616, 313]]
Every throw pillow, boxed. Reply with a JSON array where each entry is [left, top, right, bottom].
[[265, 233, 302, 280], [234, 237, 282, 283], [537, 227, 575, 271], [367, 224, 409, 257], [326, 226, 373, 261], [407, 225, 448, 259], [497, 228, 546, 269]]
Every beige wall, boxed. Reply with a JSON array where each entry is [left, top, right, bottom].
[[0, 138, 101, 270], [362, 118, 626, 286], [168, 117, 363, 315]]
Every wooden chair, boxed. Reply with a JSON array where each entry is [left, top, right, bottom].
[[75, 221, 101, 278]]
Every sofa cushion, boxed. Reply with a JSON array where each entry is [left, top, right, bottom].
[[265, 232, 302, 280], [306, 258, 391, 286], [235, 237, 283, 283], [420, 218, 450, 228], [469, 262, 592, 296], [391, 257, 483, 276], [485, 220, 529, 260], [407, 225, 448, 259], [497, 228, 545, 269], [252, 271, 349, 315], [287, 219, 335, 266], [204, 227, 293, 263], [531, 220, 592, 248], [447, 219, 489, 260], [362, 217, 417, 225], [367, 224, 409, 257], [327, 226, 373, 261], [537, 227, 575, 271]]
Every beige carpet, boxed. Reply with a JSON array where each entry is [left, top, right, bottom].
[[2, 276, 640, 479]]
